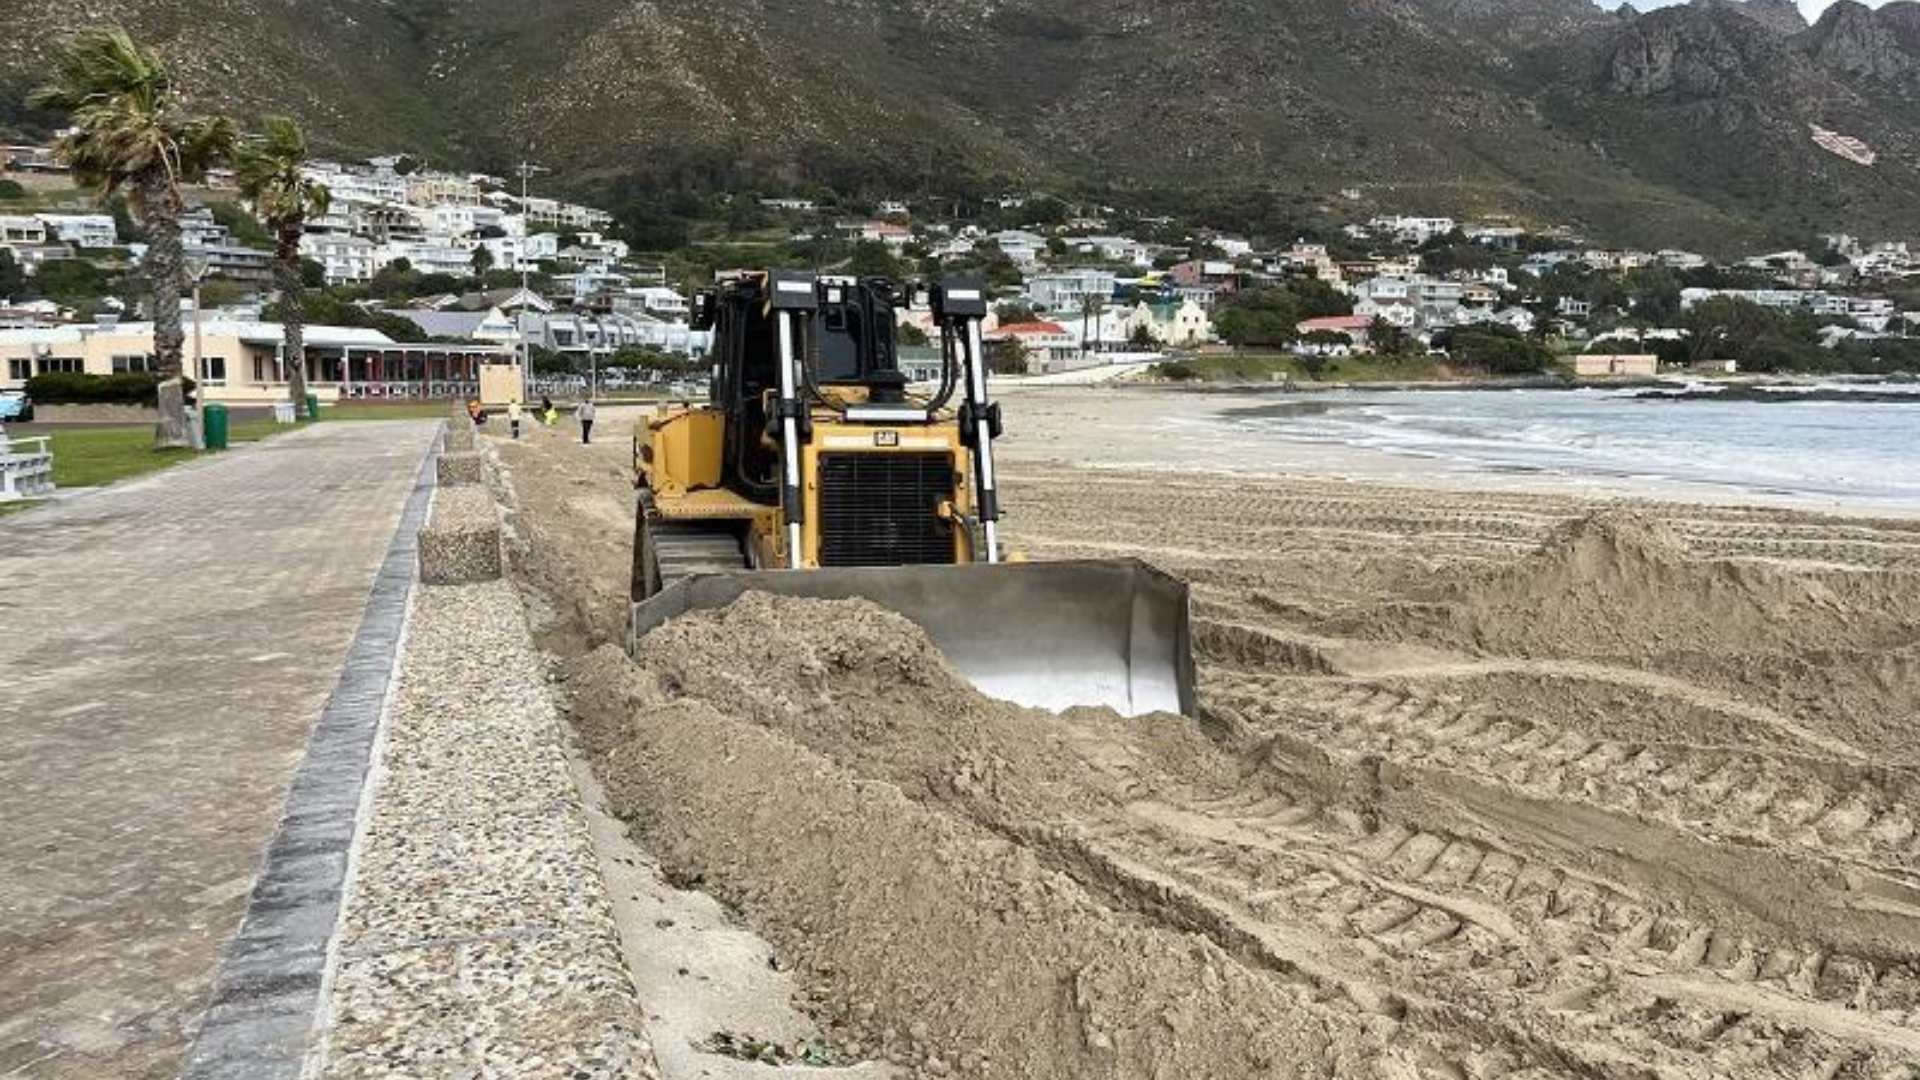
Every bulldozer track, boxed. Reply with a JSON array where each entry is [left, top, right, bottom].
[[1214, 676, 1920, 871], [650, 524, 750, 585], [1029, 782, 1920, 1077]]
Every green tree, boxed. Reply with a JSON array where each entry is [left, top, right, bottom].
[[1438, 325, 1554, 375], [369, 258, 419, 300], [1214, 288, 1302, 349], [994, 301, 1037, 325], [1369, 316, 1411, 356], [845, 240, 902, 279], [31, 258, 116, 303], [207, 200, 274, 249], [235, 115, 330, 411], [0, 179, 25, 200], [470, 245, 494, 279], [0, 249, 24, 298], [300, 256, 326, 289], [897, 322, 930, 347], [32, 26, 236, 446]]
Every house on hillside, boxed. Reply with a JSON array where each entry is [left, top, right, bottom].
[[1122, 300, 1213, 347], [386, 306, 520, 345], [1169, 260, 1239, 296], [1026, 269, 1117, 315], [34, 214, 117, 249], [987, 321, 1077, 372], [1296, 314, 1373, 349]]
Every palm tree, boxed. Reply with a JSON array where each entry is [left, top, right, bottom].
[[32, 27, 234, 447], [1079, 293, 1106, 360], [235, 116, 330, 412]]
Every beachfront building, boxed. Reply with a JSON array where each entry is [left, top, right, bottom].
[[0, 318, 509, 403], [1573, 354, 1658, 378], [986, 321, 1078, 373], [1121, 300, 1214, 347]]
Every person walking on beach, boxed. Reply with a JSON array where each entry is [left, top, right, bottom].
[[540, 394, 556, 427], [507, 399, 523, 440], [578, 398, 596, 445]]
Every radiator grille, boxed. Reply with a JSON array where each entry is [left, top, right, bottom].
[[817, 453, 955, 567]]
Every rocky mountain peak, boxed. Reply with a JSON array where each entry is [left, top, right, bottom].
[[1803, 1, 1920, 80]]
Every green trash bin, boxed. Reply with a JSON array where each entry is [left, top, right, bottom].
[[203, 403, 229, 451], [305, 393, 320, 421]]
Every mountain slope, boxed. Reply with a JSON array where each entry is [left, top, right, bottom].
[[2, 0, 1917, 251]]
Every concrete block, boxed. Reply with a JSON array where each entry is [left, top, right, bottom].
[[435, 451, 483, 487], [417, 487, 501, 585], [444, 420, 475, 453]]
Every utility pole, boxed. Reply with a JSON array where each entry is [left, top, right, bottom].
[[514, 160, 549, 402]]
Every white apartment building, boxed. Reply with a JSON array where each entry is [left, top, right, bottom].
[[303, 162, 408, 205], [0, 215, 46, 246], [428, 204, 506, 237], [1371, 215, 1458, 245], [1070, 236, 1150, 266], [35, 214, 117, 248], [1026, 269, 1116, 315], [406, 172, 484, 207], [990, 230, 1045, 266], [521, 197, 613, 231], [301, 234, 380, 285], [403, 242, 477, 277]]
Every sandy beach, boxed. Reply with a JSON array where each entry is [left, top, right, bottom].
[[495, 390, 1920, 1078]]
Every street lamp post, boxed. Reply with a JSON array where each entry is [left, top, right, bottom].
[[185, 255, 212, 449], [514, 160, 549, 402]]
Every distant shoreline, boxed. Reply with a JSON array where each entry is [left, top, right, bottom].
[[1141, 372, 1920, 396]]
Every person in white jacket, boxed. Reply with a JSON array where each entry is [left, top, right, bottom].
[[507, 399, 523, 440], [578, 398, 596, 445]]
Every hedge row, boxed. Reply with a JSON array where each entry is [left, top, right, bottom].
[[24, 372, 169, 405]]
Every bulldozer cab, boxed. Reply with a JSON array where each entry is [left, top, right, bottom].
[[696, 274, 913, 506]]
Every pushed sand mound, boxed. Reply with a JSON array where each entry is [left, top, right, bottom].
[[566, 591, 1920, 1079], [1449, 510, 1861, 658]]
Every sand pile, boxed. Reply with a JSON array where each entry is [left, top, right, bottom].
[[562, 625, 1397, 1080], [1432, 510, 1887, 659], [629, 591, 1237, 822]]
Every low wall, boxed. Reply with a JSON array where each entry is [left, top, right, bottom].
[[32, 403, 161, 424]]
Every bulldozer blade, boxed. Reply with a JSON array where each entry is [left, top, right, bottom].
[[628, 559, 1194, 718]]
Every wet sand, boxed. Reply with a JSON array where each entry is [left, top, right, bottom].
[[497, 394, 1920, 1079]]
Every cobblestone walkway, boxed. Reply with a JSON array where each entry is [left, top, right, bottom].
[[0, 422, 437, 1080]]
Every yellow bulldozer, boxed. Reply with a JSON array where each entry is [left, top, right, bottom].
[[628, 271, 1193, 717]]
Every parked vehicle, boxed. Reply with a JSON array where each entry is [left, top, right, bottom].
[[0, 390, 32, 422]]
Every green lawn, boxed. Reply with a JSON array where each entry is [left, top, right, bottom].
[[20, 402, 458, 492], [44, 427, 198, 487]]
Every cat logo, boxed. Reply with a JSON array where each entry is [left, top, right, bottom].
[[874, 430, 900, 448]]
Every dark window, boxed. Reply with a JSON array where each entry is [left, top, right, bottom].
[[7, 359, 29, 381], [38, 356, 82, 374], [199, 356, 226, 384], [111, 354, 153, 374]]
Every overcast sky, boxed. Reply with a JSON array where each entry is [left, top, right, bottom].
[[1615, 0, 1888, 19]]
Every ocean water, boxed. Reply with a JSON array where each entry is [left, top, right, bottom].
[[1222, 386, 1920, 506]]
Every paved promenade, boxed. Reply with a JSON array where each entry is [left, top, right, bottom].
[[0, 422, 437, 1079]]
